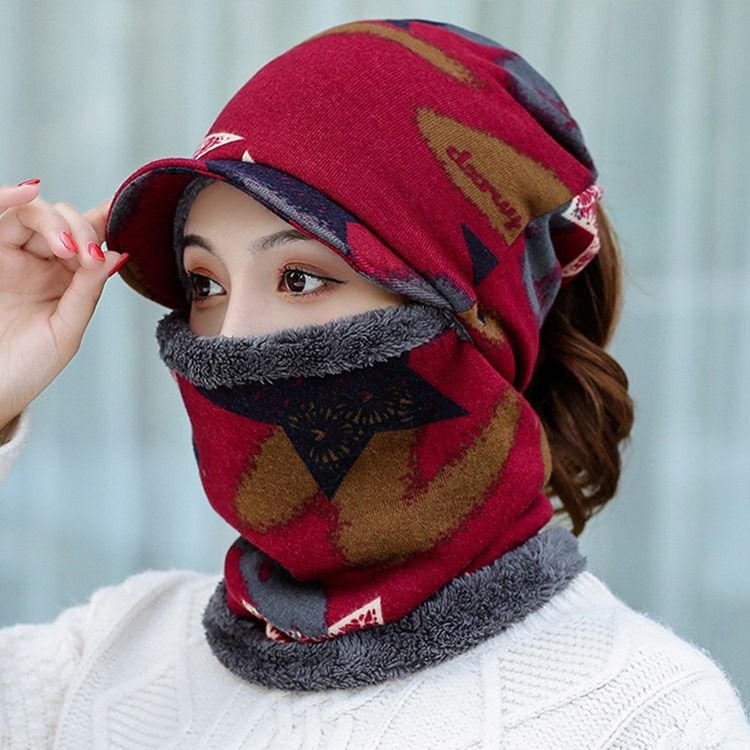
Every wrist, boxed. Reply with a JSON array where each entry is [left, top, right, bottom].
[[0, 415, 20, 445]]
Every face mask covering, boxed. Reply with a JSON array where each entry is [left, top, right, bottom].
[[106, 19, 604, 647], [157, 294, 553, 643]]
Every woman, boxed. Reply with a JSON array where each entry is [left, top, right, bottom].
[[1, 18, 748, 748]]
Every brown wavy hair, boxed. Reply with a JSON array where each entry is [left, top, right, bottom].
[[525, 204, 634, 535]]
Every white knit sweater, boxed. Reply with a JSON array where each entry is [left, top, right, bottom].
[[1, 414, 749, 749]]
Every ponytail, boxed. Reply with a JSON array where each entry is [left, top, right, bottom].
[[526, 204, 634, 534]]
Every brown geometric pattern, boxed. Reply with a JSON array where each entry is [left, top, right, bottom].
[[309, 21, 485, 89], [332, 386, 522, 566], [416, 107, 575, 245]]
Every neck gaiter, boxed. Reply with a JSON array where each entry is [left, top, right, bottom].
[[157, 302, 553, 643]]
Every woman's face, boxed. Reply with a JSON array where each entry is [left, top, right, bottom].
[[182, 181, 404, 336]]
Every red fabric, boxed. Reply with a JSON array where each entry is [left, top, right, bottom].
[[109, 18, 604, 642], [172, 325, 553, 642], [107, 18, 602, 390]]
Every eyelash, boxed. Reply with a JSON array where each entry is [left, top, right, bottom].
[[186, 265, 342, 303], [279, 265, 342, 297]]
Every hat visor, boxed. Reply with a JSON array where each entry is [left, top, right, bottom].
[[106, 156, 370, 309]]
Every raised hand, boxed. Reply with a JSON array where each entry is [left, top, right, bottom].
[[0, 179, 128, 435]]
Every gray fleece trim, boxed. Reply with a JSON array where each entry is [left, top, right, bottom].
[[156, 303, 452, 387], [202, 527, 586, 691]]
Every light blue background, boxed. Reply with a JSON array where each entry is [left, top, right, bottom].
[[1, 0, 748, 709]]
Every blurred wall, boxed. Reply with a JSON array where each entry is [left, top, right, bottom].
[[1, 0, 748, 708]]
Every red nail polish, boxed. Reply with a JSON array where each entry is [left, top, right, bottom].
[[60, 231, 78, 253], [107, 252, 130, 278], [88, 242, 105, 261], [17, 178, 41, 186]]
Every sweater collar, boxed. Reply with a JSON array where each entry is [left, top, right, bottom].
[[202, 526, 586, 691]]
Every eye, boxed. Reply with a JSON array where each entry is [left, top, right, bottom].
[[279, 266, 341, 296], [188, 272, 225, 301]]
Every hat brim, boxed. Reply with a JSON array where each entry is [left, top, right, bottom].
[[105, 157, 369, 309]]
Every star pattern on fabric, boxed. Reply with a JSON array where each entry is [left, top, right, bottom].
[[461, 223, 499, 285], [198, 353, 467, 499]]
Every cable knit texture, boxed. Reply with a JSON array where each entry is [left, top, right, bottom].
[[1, 421, 749, 748]]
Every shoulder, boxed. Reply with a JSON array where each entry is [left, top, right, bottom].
[[1, 568, 213, 645], [57, 569, 221, 716], [87, 567, 215, 608], [77, 568, 219, 649], [0, 568, 219, 749], [468, 570, 750, 745]]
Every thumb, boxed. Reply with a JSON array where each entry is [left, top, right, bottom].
[[83, 197, 113, 243], [48, 252, 125, 359]]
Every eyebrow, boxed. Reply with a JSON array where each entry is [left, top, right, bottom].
[[181, 228, 312, 255]]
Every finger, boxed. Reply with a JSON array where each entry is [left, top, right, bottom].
[[48, 252, 125, 359], [54, 201, 105, 270], [0, 198, 80, 261], [83, 198, 112, 243], [0, 181, 43, 212]]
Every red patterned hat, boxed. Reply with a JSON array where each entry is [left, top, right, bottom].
[[106, 18, 603, 390]]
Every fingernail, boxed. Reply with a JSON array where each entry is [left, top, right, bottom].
[[88, 242, 105, 261], [60, 231, 78, 254], [107, 252, 130, 278], [17, 178, 41, 186]]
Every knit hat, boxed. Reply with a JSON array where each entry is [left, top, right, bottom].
[[103, 17, 607, 649], [105, 17, 603, 392]]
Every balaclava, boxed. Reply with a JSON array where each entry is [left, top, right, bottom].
[[106, 19, 603, 645]]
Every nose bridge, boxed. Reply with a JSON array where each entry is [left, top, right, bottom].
[[219, 279, 266, 337]]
